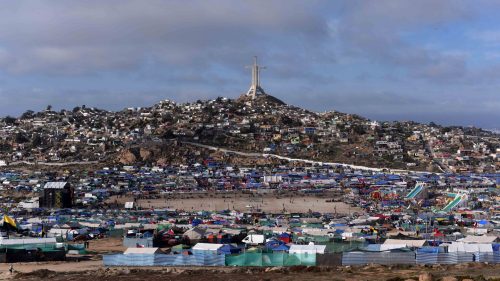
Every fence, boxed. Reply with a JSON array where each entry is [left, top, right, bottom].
[[103, 251, 500, 267], [342, 252, 415, 266], [415, 252, 474, 264], [475, 252, 500, 263], [103, 253, 225, 266], [316, 253, 342, 266], [225, 252, 316, 266]]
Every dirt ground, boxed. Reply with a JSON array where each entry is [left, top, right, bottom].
[[1, 261, 499, 281], [108, 192, 360, 214], [85, 237, 126, 254]]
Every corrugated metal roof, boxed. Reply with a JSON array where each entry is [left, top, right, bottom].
[[43, 182, 68, 189]]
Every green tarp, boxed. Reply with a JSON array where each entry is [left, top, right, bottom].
[[225, 253, 316, 266]]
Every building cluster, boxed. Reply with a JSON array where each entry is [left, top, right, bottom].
[[0, 161, 498, 214], [0, 95, 499, 172]]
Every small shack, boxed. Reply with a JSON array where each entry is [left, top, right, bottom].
[[41, 182, 74, 208]]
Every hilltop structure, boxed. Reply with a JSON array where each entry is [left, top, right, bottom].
[[246, 56, 266, 99]]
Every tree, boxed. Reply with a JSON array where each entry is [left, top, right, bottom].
[[15, 132, 29, 143], [31, 134, 42, 147], [46, 105, 52, 111], [21, 110, 34, 119], [352, 125, 366, 135], [3, 116, 16, 125]]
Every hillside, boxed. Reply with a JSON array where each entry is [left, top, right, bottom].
[[0, 93, 499, 173]]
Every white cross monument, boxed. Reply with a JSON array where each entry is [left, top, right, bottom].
[[246, 56, 266, 99]]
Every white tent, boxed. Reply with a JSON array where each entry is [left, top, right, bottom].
[[289, 244, 326, 254], [458, 235, 497, 244], [447, 242, 493, 253], [191, 243, 223, 253]]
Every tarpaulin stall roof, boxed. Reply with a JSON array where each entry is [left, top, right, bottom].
[[289, 244, 326, 254], [458, 235, 497, 244], [124, 247, 160, 255], [447, 242, 493, 253], [191, 243, 224, 254], [362, 244, 409, 252], [383, 239, 426, 248]]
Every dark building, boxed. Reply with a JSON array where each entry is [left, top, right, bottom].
[[41, 182, 74, 208]]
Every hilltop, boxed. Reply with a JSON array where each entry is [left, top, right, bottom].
[[0, 92, 499, 173]]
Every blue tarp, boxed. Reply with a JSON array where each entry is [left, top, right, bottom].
[[417, 247, 439, 253], [104, 253, 225, 266], [219, 244, 241, 255], [272, 244, 290, 252]]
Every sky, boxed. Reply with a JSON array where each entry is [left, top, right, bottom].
[[0, 1, 499, 129]]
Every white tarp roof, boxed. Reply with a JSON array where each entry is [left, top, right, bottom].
[[191, 243, 223, 251], [377, 244, 407, 251], [301, 229, 331, 236], [183, 227, 206, 240], [458, 235, 497, 244], [384, 239, 426, 248], [447, 242, 493, 253], [79, 222, 101, 228], [259, 226, 288, 233], [124, 247, 160, 255], [289, 244, 326, 254], [0, 237, 56, 245]]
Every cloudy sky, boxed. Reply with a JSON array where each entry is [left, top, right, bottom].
[[0, 1, 499, 128]]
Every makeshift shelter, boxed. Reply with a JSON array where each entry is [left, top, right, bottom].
[[183, 227, 206, 242], [191, 243, 224, 255]]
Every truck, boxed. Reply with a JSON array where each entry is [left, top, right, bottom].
[[241, 234, 265, 245]]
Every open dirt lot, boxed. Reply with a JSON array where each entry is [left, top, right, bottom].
[[107, 192, 361, 214]]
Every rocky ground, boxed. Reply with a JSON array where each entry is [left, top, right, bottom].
[[2, 262, 499, 281]]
